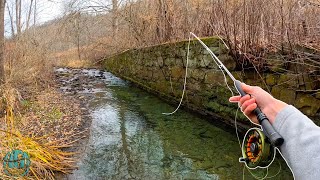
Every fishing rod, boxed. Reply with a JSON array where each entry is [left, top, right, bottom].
[[190, 33, 284, 168]]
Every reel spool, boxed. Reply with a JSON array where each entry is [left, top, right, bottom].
[[239, 128, 275, 169]]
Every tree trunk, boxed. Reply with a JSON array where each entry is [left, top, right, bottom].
[[74, 13, 81, 60], [0, 0, 5, 84], [6, 3, 15, 37], [15, 0, 21, 35], [112, 0, 118, 36], [34, 0, 36, 26], [26, 0, 34, 30]]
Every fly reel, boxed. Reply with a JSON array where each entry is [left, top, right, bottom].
[[239, 128, 275, 169]]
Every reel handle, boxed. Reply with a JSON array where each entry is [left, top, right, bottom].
[[234, 80, 284, 147]]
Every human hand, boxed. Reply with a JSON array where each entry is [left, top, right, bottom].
[[229, 83, 288, 124]]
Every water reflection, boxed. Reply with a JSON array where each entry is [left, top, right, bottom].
[[55, 68, 292, 180]]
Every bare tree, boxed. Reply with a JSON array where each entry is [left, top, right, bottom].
[[15, 0, 21, 35], [6, 0, 36, 37], [6, 2, 14, 36], [33, 0, 36, 25], [112, 0, 118, 36], [26, 0, 34, 29]]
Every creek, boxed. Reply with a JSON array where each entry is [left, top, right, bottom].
[[55, 68, 292, 180]]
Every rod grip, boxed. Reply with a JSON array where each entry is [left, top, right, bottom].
[[253, 108, 284, 147], [234, 80, 284, 147], [234, 80, 246, 96]]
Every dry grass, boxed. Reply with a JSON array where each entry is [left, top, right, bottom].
[[51, 46, 101, 68], [0, 85, 87, 179], [55, 58, 93, 69], [0, 129, 76, 179], [5, 35, 55, 97]]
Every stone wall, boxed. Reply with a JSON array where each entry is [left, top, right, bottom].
[[103, 37, 320, 128]]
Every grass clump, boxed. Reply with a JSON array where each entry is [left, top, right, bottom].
[[0, 86, 86, 179]]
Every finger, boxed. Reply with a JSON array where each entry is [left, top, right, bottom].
[[239, 94, 251, 107], [243, 103, 257, 116], [241, 98, 256, 112], [229, 96, 241, 102], [241, 83, 254, 94]]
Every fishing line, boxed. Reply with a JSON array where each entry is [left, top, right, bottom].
[[235, 107, 242, 150], [246, 159, 283, 180], [265, 160, 282, 179], [276, 147, 295, 178], [162, 32, 294, 179], [162, 32, 234, 115], [243, 165, 246, 180], [248, 167, 269, 180], [162, 33, 191, 115]]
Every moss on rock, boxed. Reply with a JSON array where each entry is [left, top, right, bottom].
[[204, 70, 225, 85], [295, 94, 320, 116], [170, 66, 184, 80], [265, 74, 278, 86], [278, 74, 298, 88]]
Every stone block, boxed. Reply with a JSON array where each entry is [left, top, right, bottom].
[[188, 95, 202, 106], [199, 55, 213, 68], [295, 93, 320, 116], [157, 57, 164, 67], [210, 46, 220, 55], [187, 50, 195, 58], [217, 54, 236, 70], [175, 58, 184, 67], [232, 71, 243, 81], [188, 82, 202, 92], [190, 69, 205, 81], [147, 70, 153, 79], [161, 67, 171, 79], [280, 89, 296, 105], [179, 49, 187, 57], [186, 57, 198, 68], [171, 66, 185, 80], [152, 71, 165, 81], [155, 50, 162, 57], [278, 74, 298, 88], [272, 85, 297, 104], [204, 71, 225, 85], [266, 58, 286, 73], [219, 43, 230, 54], [164, 57, 175, 66], [203, 46, 220, 56], [202, 55, 216, 69], [297, 73, 316, 90], [271, 86, 282, 99], [265, 74, 278, 86], [145, 60, 153, 67]]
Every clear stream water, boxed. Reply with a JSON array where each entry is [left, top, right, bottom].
[[55, 68, 293, 180]]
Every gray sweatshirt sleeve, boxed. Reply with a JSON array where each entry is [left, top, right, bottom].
[[273, 105, 320, 180]]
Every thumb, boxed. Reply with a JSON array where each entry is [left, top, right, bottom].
[[241, 83, 254, 94]]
